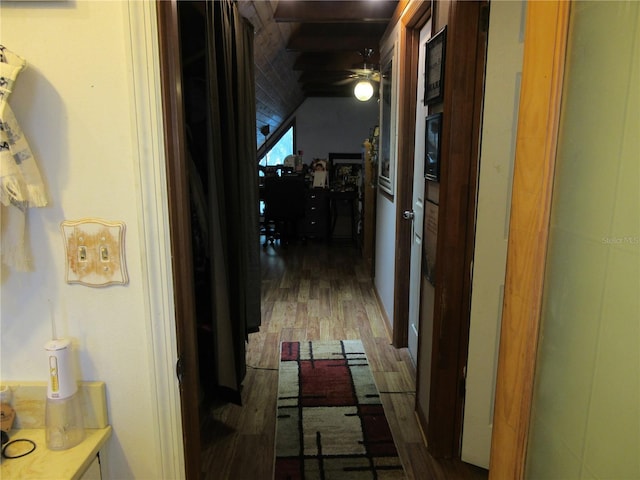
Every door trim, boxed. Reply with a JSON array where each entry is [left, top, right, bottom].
[[127, 2, 186, 478], [156, 1, 202, 478], [490, 2, 570, 478], [422, 0, 488, 458], [391, 0, 430, 349]]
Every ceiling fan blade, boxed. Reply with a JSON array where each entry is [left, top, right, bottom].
[[333, 76, 357, 85], [348, 67, 373, 75]]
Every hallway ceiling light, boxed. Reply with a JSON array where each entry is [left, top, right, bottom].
[[354, 79, 374, 101]]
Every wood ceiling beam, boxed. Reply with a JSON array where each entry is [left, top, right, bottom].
[[298, 70, 355, 82], [293, 51, 380, 71], [274, 1, 398, 23], [287, 23, 387, 51], [302, 87, 353, 97]]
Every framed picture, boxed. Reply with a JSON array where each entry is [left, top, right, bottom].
[[328, 153, 363, 191], [425, 112, 442, 181], [424, 26, 447, 105], [378, 40, 397, 196]]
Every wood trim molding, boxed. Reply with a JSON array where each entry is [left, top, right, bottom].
[[381, 0, 410, 46], [426, 0, 486, 458], [126, 2, 187, 478], [373, 284, 395, 343], [156, 2, 202, 479], [489, 2, 570, 478], [390, 1, 430, 348], [455, 0, 489, 456], [390, 14, 416, 347]]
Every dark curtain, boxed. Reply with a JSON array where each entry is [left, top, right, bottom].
[[203, 0, 260, 403]]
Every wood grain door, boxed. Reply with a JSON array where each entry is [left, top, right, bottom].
[[419, 0, 488, 458]]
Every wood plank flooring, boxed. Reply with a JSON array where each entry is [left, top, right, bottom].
[[200, 240, 488, 479]]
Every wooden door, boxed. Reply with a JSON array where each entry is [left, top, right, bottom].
[[156, 2, 202, 478], [407, 20, 432, 366], [419, 1, 488, 458]]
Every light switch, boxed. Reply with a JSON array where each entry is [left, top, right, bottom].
[[61, 218, 128, 287]]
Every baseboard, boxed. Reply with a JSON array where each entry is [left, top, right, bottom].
[[372, 283, 394, 343], [414, 407, 429, 448]]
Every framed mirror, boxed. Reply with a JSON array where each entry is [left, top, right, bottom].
[[378, 41, 397, 196]]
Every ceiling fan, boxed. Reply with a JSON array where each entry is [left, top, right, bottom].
[[330, 48, 380, 101], [332, 48, 381, 86]]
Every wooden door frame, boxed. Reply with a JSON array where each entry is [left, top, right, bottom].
[[490, 2, 570, 478], [390, 0, 488, 458], [390, 0, 430, 348], [423, 0, 488, 458], [156, 2, 202, 479]]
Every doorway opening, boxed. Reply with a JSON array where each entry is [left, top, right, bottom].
[[157, 1, 490, 478]]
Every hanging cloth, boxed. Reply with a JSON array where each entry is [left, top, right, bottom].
[[0, 45, 48, 271], [203, 0, 260, 403]]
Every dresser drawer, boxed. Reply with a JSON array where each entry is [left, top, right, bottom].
[[306, 191, 328, 207], [304, 189, 329, 239], [305, 203, 324, 215], [305, 219, 328, 237]]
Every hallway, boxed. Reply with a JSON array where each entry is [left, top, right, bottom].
[[199, 240, 488, 479]]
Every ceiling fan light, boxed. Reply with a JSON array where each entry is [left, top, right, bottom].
[[354, 80, 374, 101]]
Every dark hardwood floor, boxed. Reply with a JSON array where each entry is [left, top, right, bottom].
[[200, 238, 488, 479]]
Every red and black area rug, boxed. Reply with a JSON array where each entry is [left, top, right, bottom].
[[275, 340, 405, 479]]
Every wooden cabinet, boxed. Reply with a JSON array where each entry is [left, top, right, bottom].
[[303, 189, 329, 240]]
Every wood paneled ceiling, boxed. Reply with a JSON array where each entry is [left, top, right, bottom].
[[236, 0, 398, 145]]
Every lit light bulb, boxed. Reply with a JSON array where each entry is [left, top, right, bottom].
[[354, 80, 374, 101]]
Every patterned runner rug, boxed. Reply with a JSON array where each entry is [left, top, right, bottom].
[[275, 340, 406, 479]]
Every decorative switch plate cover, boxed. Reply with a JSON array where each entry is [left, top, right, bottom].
[[60, 218, 128, 287]]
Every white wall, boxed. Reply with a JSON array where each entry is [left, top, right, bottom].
[[294, 96, 378, 162], [374, 193, 397, 324], [373, 25, 400, 327], [0, 2, 180, 478]]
